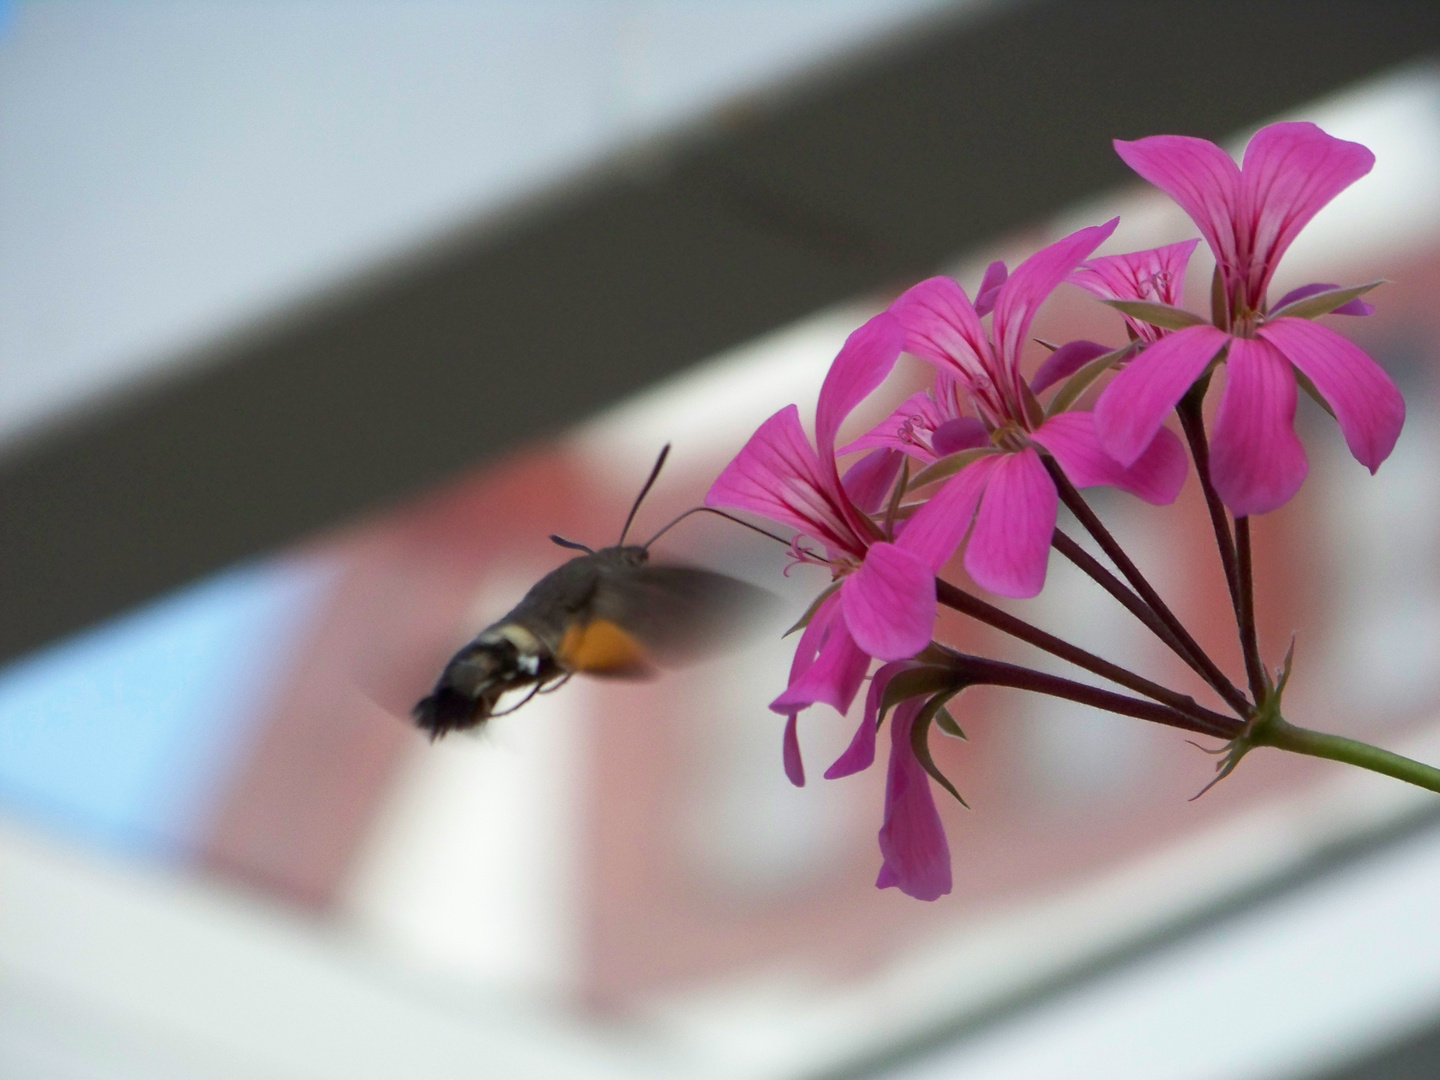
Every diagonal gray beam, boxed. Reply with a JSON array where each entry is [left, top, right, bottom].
[[2, 0, 1437, 663]]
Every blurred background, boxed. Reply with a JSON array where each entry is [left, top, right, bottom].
[[3, 3, 1440, 1078]]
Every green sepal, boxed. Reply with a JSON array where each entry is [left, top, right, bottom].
[[1267, 280, 1382, 321], [882, 456, 910, 538], [935, 703, 965, 739], [1101, 298, 1208, 331], [879, 665, 962, 719], [1292, 366, 1336, 419], [908, 446, 999, 491], [910, 691, 968, 806], [1044, 342, 1135, 417], [783, 580, 842, 637]]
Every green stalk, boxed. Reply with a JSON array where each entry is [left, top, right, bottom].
[[1256, 718, 1440, 795]]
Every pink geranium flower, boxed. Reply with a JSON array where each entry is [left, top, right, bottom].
[[822, 660, 954, 900], [1094, 122, 1406, 516], [886, 220, 1188, 599], [706, 313, 948, 785], [1072, 238, 1201, 343]]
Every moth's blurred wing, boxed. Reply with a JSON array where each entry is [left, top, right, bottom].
[[555, 617, 655, 678], [590, 564, 775, 667]]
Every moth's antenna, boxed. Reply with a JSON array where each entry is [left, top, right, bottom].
[[551, 534, 595, 554], [643, 505, 795, 550], [618, 443, 670, 545]]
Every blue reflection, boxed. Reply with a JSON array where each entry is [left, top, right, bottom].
[[0, 557, 330, 857]]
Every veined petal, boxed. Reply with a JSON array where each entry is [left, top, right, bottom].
[[827, 660, 916, 779], [1072, 239, 1201, 341], [842, 543, 936, 661], [706, 405, 856, 553], [782, 712, 805, 786], [876, 697, 952, 901], [1239, 122, 1374, 301], [839, 391, 949, 462], [964, 447, 1057, 598], [973, 259, 1008, 317], [897, 454, 1000, 572], [843, 448, 905, 514], [1031, 339, 1111, 396], [770, 616, 870, 716], [993, 218, 1118, 370], [889, 277, 991, 384], [1210, 336, 1308, 516], [1260, 317, 1404, 472], [1032, 411, 1187, 505], [1115, 135, 1242, 278], [816, 311, 906, 462], [1094, 324, 1229, 466]]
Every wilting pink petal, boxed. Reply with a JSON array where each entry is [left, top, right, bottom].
[[1094, 324, 1229, 466], [840, 391, 950, 461], [771, 615, 870, 716], [1032, 411, 1187, 505], [1273, 282, 1373, 317], [1260, 317, 1405, 472], [706, 405, 856, 553], [973, 259, 1008, 317], [842, 542, 936, 661], [888, 276, 991, 384], [827, 660, 915, 779], [964, 447, 1057, 598], [1239, 123, 1374, 303], [815, 312, 906, 461], [931, 416, 991, 456], [992, 219, 1118, 374], [1210, 336, 1308, 515], [843, 448, 904, 513], [782, 712, 805, 786], [1031, 339, 1111, 395], [897, 454, 1000, 571], [1114, 135, 1242, 281], [876, 697, 952, 901]]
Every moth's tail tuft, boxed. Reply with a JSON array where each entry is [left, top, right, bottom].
[[412, 686, 483, 739]]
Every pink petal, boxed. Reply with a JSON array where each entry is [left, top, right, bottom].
[[973, 259, 1008, 317], [964, 447, 1057, 598], [1239, 122, 1374, 302], [992, 218, 1118, 372], [1032, 411, 1187, 505], [1094, 324, 1230, 466], [1273, 282, 1373, 317], [931, 416, 991, 456], [782, 712, 805, 786], [876, 697, 952, 901], [1210, 336, 1308, 516], [815, 311, 906, 461], [706, 405, 856, 553], [1071, 239, 1201, 308], [897, 455, 1000, 572], [1031, 339, 1111, 395], [827, 660, 916, 779], [888, 276, 991, 385], [842, 448, 904, 514], [842, 543, 936, 661], [1114, 135, 1242, 280], [1260, 317, 1404, 472], [770, 616, 870, 717], [838, 391, 949, 462]]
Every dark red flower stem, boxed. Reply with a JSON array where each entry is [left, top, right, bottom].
[[1042, 459, 1252, 718], [934, 579, 1225, 731], [1051, 529, 1192, 661], [1177, 388, 1242, 618], [1234, 517, 1269, 705], [943, 650, 1241, 739]]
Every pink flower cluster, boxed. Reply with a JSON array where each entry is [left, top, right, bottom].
[[705, 121, 1404, 901]]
